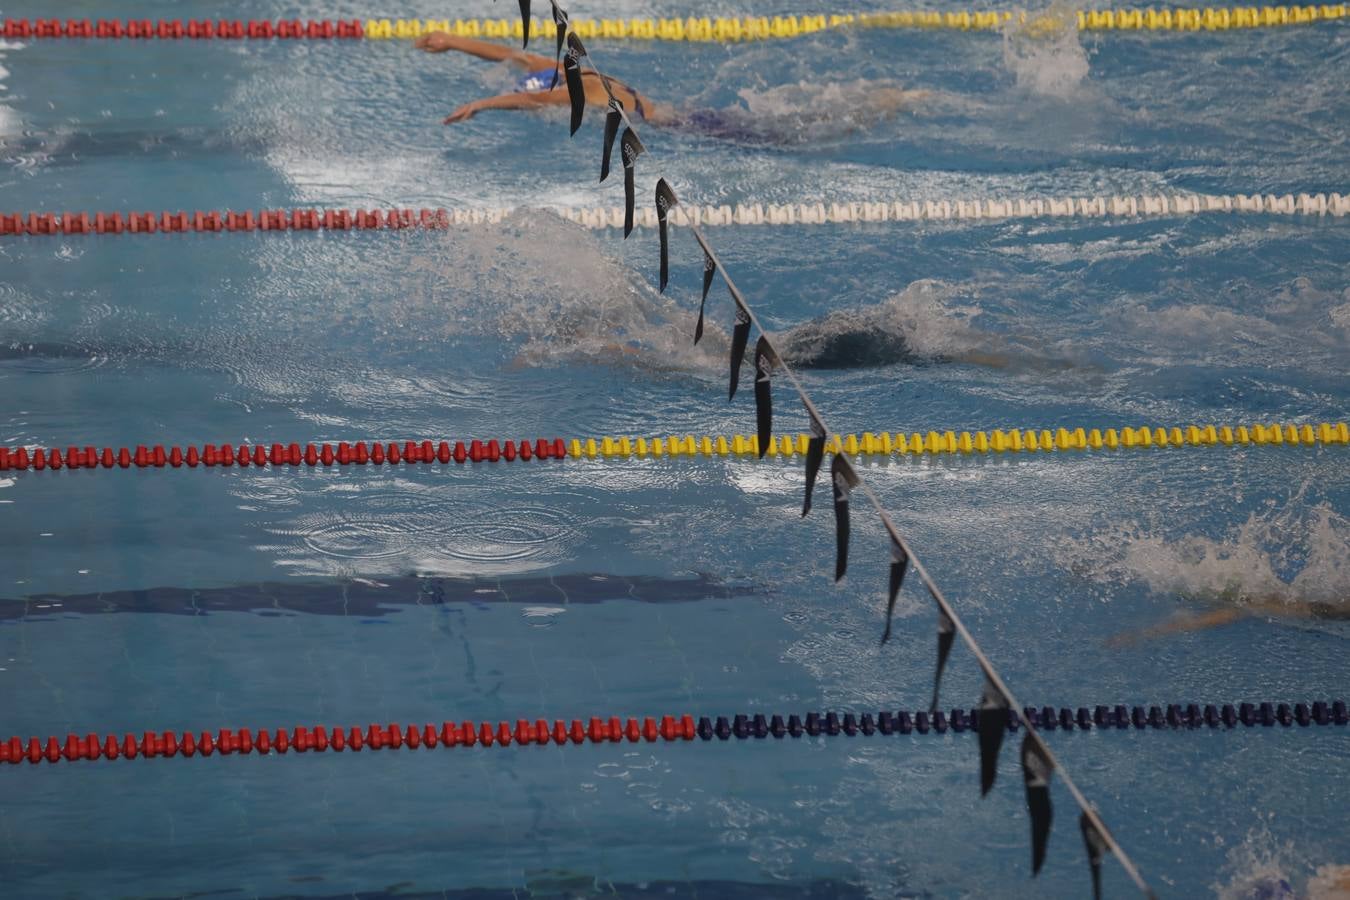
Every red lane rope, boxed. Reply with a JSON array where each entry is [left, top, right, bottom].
[[0, 209, 473, 237], [2, 716, 698, 766], [0, 439, 568, 472], [1, 19, 364, 40]]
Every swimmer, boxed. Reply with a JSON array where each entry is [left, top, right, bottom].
[[413, 32, 926, 140], [415, 32, 657, 124], [1107, 594, 1350, 646], [512, 297, 1067, 372]]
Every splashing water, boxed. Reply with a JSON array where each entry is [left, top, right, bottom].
[[1001, 3, 1091, 98], [1059, 493, 1350, 611], [439, 233, 1063, 375], [675, 79, 929, 146], [775, 280, 990, 368], [1214, 824, 1301, 900]]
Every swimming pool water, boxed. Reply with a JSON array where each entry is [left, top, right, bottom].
[[1, 2, 1348, 897]]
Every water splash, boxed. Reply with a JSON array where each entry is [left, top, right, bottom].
[[1112, 278, 1350, 367], [1000, 3, 1091, 99], [1210, 822, 1350, 900], [676, 79, 929, 146], [1214, 823, 1300, 900], [776, 280, 986, 367], [1059, 492, 1350, 611]]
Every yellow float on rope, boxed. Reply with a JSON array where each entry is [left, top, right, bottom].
[[551, 421, 1347, 461], [365, 7, 1345, 41]]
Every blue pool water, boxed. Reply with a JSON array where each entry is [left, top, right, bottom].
[[2, 2, 1348, 897]]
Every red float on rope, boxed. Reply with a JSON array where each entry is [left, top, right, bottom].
[[0, 207, 511, 239], [0, 438, 570, 475], [0, 714, 698, 766]]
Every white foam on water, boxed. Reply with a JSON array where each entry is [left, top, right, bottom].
[[704, 78, 930, 146], [1057, 490, 1350, 611], [1000, 2, 1092, 100], [1110, 277, 1350, 368], [1214, 823, 1300, 900]]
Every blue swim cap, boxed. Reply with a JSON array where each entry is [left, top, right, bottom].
[[516, 68, 556, 93]]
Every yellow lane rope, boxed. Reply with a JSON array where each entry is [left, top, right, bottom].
[[363, 6, 1347, 40], [563, 421, 1350, 459]]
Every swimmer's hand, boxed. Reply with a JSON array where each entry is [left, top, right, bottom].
[[444, 102, 480, 124], [414, 31, 457, 52]]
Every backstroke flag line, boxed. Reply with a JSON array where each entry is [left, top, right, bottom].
[[802, 419, 826, 517], [978, 678, 1010, 796], [881, 537, 909, 645], [656, 179, 678, 293], [564, 34, 587, 134], [504, 4, 1157, 894], [695, 248, 714, 344], [754, 337, 776, 458], [600, 100, 623, 182], [1022, 735, 1054, 875]]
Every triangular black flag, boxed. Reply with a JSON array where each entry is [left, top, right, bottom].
[[930, 605, 955, 715], [563, 34, 587, 135], [548, 1, 567, 89], [656, 179, 678, 294], [831, 454, 855, 582], [1022, 735, 1054, 876], [753, 337, 776, 458], [518, 0, 531, 47], [880, 537, 909, 644], [978, 678, 1009, 796], [802, 417, 826, 517], [620, 128, 644, 239], [600, 99, 623, 183], [728, 302, 750, 400], [1081, 811, 1109, 900], [695, 249, 714, 344]]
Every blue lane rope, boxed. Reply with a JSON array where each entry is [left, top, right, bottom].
[[694, 701, 1349, 739]]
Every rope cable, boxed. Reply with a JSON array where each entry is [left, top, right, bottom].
[[549, 3, 1157, 892]]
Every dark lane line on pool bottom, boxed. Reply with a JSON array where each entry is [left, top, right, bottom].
[[0, 572, 755, 623], [105, 877, 878, 900]]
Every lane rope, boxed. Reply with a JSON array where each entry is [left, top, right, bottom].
[[6, 701, 1344, 767], [3, 8, 1346, 42], [4, 194, 1347, 239], [2, 423, 1345, 474]]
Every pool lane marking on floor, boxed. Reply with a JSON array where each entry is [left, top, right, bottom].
[[4, 8, 1347, 42], [4, 193, 1347, 239], [2, 423, 1346, 474], [5, 701, 1345, 767]]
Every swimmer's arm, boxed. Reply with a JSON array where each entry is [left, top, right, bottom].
[[444, 91, 566, 124], [1105, 607, 1250, 647], [414, 32, 555, 69]]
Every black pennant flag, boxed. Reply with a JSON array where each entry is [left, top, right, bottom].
[[753, 338, 776, 458], [600, 100, 623, 182], [978, 678, 1010, 796], [620, 128, 644, 239], [880, 538, 909, 644], [802, 418, 826, 517], [1080, 812, 1109, 900], [831, 455, 856, 582], [549, 1, 567, 88], [656, 179, 678, 294], [1022, 736, 1054, 876], [930, 605, 955, 715], [518, 0, 531, 47], [728, 302, 751, 400], [563, 34, 587, 135], [695, 250, 714, 344]]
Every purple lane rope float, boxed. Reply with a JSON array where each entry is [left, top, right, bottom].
[[5, 702, 1343, 767]]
